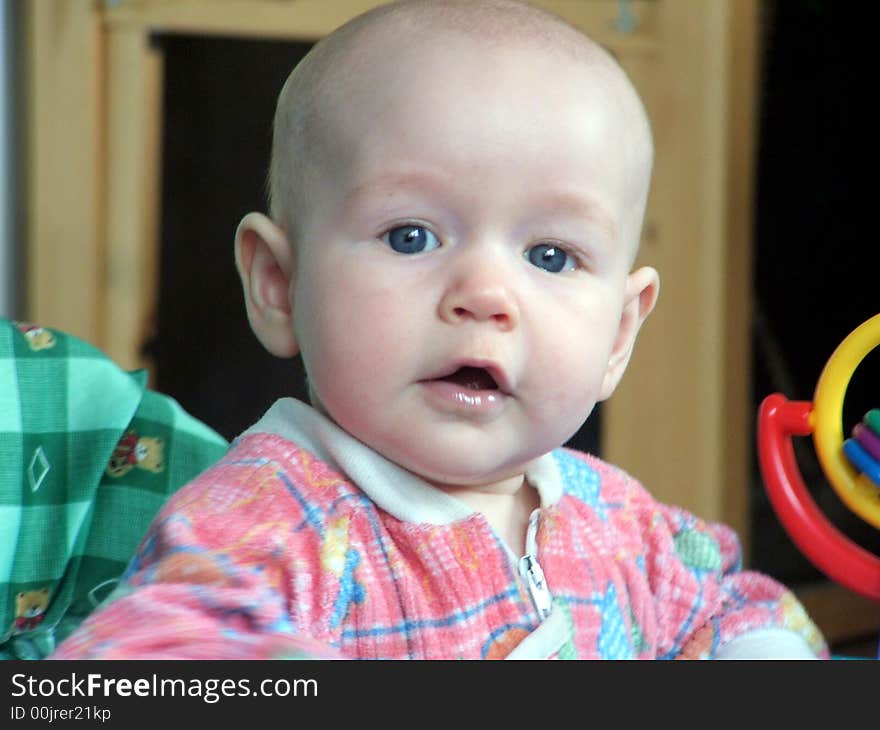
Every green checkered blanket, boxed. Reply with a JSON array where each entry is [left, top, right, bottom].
[[0, 317, 228, 658]]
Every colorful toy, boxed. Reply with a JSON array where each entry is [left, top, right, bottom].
[[757, 312, 880, 601]]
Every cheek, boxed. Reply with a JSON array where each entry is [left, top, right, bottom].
[[531, 341, 603, 410], [526, 296, 621, 406], [293, 259, 419, 387]]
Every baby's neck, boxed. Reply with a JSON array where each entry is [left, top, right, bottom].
[[441, 476, 540, 557]]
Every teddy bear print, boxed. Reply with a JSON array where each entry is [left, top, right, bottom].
[[14, 321, 56, 351], [12, 587, 50, 633], [106, 429, 165, 478]]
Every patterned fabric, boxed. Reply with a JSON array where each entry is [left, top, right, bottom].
[[0, 318, 228, 659], [51, 426, 828, 660]]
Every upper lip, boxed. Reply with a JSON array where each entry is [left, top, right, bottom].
[[421, 358, 513, 394]]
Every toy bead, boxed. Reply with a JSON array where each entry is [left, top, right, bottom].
[[854, 422, 880, 462], [810, 314, 880, 529], [843, 438, 880, 488], [864, 409, 880, 438]]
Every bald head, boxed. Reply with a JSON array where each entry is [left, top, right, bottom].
[[268, 0, 653, 250]]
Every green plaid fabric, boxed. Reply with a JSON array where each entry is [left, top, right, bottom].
[[0, 317, 228, 659]]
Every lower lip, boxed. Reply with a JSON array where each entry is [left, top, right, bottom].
[[419, 380, 508, 416]]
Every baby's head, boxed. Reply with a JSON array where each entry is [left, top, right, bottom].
[[235, 0, 659, 488], [266, 0, 653, 246]]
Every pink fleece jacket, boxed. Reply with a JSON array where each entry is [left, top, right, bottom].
[[52, 399, 827, 660]]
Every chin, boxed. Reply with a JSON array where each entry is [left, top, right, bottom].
[[390, 446, 541, 488]]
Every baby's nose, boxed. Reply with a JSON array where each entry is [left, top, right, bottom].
[[437, 254, 520, 331]]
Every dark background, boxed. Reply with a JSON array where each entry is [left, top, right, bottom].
[[749, 1, 878, 583]]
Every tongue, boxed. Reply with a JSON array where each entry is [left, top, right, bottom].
[[442, 366, 498, 390]]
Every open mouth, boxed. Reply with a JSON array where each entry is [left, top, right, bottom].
[[436, 366, 499, 391]]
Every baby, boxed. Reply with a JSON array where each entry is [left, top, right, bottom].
[[53, 0, 827, 659]]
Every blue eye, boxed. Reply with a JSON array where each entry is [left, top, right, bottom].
[[526, 243, 575, 273], [383, 225, 440, 254]]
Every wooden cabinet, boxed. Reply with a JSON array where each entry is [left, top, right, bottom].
[[23, 0, 877, 646]]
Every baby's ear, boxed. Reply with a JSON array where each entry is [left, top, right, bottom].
[[234, 212, 299, 357], [599, 266, 659, 401]]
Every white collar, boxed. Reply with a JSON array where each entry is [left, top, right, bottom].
[[240, 398, 563, 525]]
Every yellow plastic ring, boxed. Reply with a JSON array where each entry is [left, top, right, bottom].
[[812, 313, 880, 529]]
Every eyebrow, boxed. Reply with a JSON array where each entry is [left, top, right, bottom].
[[342, 171, 453, 212], [343, 172, 619, 240], [537, 190, 619, 241]]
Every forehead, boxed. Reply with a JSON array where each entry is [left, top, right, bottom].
[[318, 31, 641, 196], [332, 16, 608, 97], [335, 29, 610, 132]]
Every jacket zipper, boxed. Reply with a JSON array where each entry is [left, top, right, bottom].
[[517, 509, 552, 620]]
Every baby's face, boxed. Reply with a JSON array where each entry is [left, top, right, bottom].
[[289, 33, 653, 488]]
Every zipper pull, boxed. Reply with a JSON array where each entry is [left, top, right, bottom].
[[519, 554, 552, 620], [518, 510, 552, 620]]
